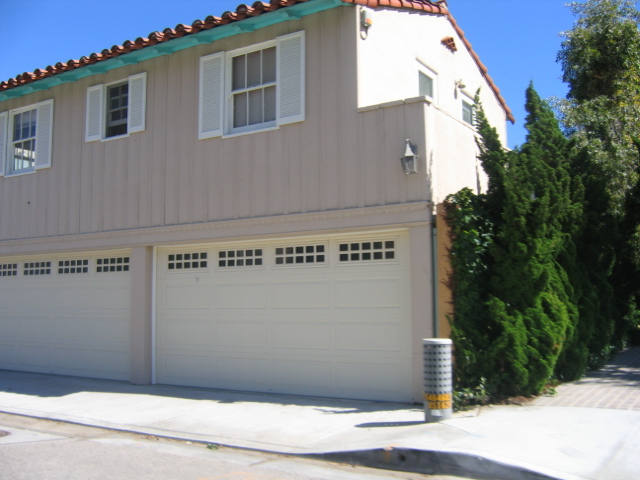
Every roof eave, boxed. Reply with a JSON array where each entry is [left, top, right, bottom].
[[0, 0, 345, 102]]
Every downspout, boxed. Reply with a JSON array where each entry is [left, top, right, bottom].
[[151, 246, 157, 384], [432, 217, 439, 338]]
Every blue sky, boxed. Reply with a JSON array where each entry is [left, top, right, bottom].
[[0, 0, 609, 148]]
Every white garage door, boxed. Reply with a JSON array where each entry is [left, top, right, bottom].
[[156, 232, 413, 402], [0, 251, 132, 380]]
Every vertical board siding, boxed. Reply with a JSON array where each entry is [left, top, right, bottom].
[[57, 85, 71, 236], [79, 83, 94, 234], [68, 88, 83, 235], [0, 8, 430, 243], [163, 52, 182, 226], [149, 56, 168, 228]]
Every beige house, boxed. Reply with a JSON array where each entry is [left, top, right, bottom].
[[0, 0, 511, 403]]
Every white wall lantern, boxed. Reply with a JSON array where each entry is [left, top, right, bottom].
[[401, 139, 419, 174]]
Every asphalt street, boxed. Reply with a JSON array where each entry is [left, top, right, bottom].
[[0, 414, 460, 480]]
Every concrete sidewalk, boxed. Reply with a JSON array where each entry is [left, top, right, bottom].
[[1, 348, 640, 480]]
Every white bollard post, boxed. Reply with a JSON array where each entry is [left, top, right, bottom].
[[423, 338, 453, 423]]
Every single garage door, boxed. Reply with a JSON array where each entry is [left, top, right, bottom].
[[0, 250, 132, 380], [156, 232, 413, 402]]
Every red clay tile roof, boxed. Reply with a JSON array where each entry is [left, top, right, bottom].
[[0, 0, 514, 122], [344, 0, 447, 14]]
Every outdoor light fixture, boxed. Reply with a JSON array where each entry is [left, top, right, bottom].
[[401, 139, 419, 174], [455, 79, 466, 89], [360, 8, 373, 39]]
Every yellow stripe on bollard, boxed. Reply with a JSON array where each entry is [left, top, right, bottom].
[[424, 393, 452, 410]]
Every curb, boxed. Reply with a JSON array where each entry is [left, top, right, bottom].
[[2, 408, 563, 479], [305, 447, 562, 480]]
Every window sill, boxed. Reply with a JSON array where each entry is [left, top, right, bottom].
[[4, 168, 36, 178], [101, 132, 131, 143], [357, 95, 433, 113], [221, 124, 279, 139]]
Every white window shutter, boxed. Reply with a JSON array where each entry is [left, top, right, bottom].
[[35, 99, 54, 169], [0, 111, 7, 177], [199, 52, 225, 139], [128, 72, 147, 134], [277, 31, 305, 126], [86, 84, 104, 142]]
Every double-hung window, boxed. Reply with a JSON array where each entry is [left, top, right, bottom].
[[106, 81, 129, 137], [231, 46, 277, 131], [0, 99, 54, 177], [85, 72, 146, 142], [11, 109, 36, 172], [199, 31, 305, 139]]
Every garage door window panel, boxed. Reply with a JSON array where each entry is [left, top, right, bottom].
[[0, 263, 17, 277], [24, 261, 52, 276], [58, 259, 89, 274], [167, 252, 208, 270], [97, 257, 130, 273], [218, 249, 263, 268], [275, 244, 326, 265], [339, 240, 396, 263]]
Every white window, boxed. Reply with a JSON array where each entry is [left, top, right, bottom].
[[199, 31, 305, 139], [417, 62, 437, 101], [85, 72, 146, 142], [462, 99, 474, 125], [419, 72, 434, 98], [0, 99, 54, 177], [106, 81, 129, 138]]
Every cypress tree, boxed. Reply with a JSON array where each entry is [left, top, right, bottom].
[[445, 188, 493, 390], [462, 85, 579, 397]]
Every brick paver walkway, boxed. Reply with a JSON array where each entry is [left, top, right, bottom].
[[533, 347, 640, 410]]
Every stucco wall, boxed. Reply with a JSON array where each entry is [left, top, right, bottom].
[[356, 7, 508, 140], [356, 6, 509, 203]]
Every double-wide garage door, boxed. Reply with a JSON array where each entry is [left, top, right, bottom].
[[0, 250, 131, 380], [156, 232, 413, 402]]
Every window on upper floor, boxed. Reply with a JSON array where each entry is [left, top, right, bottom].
[[462, 99, 474, 125], [0, 99, 54, 177], [85, 72, 146, 142], [231, 46, 277, 131], [199, 31, 305, 139], [417, 62, 437, 101], [419, 72, 434, 98], [106, 81, 129, 138]]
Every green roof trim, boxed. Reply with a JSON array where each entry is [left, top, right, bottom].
[[0, 0, 345, 103]]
